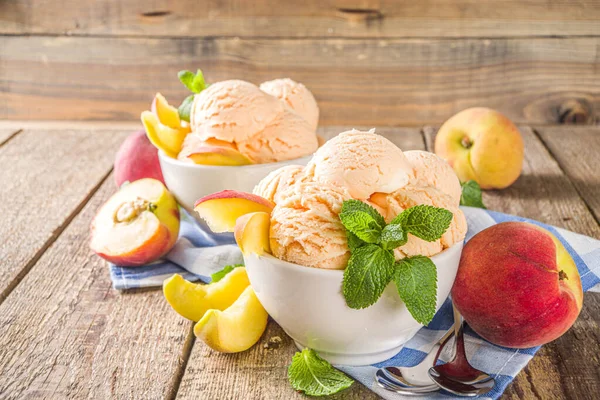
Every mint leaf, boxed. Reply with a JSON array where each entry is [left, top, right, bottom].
[[394, 256, 437, 325], [342, 244, 395, 309], [460, 180, 486, 209], [346, 231, 365, 251], [178, 94, 195, 123], [211, 264, 243, 283], [380, 223, 407, 250], [288, 348, 354, 396], [191, 69, 207, 93], [178, 70, 196, 92], [339, 200, 385, 243], [392, 205, 452, 242]]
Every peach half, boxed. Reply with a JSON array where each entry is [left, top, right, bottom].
[[163, 268, 250, 321], [194, 190, 275, 233], [141, 111, 190, 158], [234, 212, 271, 255], [194, 286, 268, 353], [90, 178, 180, 266]]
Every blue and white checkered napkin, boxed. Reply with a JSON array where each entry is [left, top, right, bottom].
[[109, 207, 600, 399]]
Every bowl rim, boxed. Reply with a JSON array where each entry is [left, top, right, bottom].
[[251, 241, 464, 277], [158, 150, 313, 171]]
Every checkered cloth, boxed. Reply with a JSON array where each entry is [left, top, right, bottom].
[[109, 207, 600, 399]]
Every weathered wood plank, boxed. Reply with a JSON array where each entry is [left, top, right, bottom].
[[1, 0, 600, 38], [424, 126, 600, 399], [536, 126, 600, 224], [1, 36, 599, 125], [0, 126, 129, 301], [176, 127, 424, 400], [0, 177, 193, 399]]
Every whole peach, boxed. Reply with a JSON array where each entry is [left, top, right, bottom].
[[114, 130, 164, 187], [451, 222, 583, 348], [435, 108, 524, 189]]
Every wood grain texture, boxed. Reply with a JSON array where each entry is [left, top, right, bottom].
[[2, 0, 600, 38], [1, 36, 599, 125], [536, 126, 600, 224], [425, 126, 600, 399], [0, 125, 129, 302], [176, 127, 424, 400], [0, 177, 193, 400]]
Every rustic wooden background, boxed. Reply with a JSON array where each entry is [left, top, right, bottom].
[[1, 0, 600, 125]]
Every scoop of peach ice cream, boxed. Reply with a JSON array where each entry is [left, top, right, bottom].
[[260, 78, 319, 130], [190, 80, 284, 142], [236, 108, 318, 164], [270, 181, 351, 270], [404, 150, 462, 205], [253, 164, 305, 204], [370, 185, 467, 258], [304, 129, 413, 200]]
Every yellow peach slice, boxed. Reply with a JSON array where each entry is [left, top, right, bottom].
[[234, 212, 271, 255], [194, 286, 268, 353], [187, 146, 252, 166], [141, 111, 190, 158], [90, 178, 180, 266], [194, 190, 275, 233], [163, 268, 250, 322], [151, 93, 182, 129]]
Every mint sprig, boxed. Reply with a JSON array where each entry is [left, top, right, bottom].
[[176, 69, 209, 122], [288, 348, 354, 396], [460, 180, 486, 209], [342, 244, 395, 309], [210, 264, 243, 283], [394, 256, 438, 325], [339, 200, 451, 324]]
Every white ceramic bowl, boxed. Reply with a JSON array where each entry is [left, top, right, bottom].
[[245, 242, 463, 366], [158, 151, 312, 218]]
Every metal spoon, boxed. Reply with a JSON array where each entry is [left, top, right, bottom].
[[376, 326, 454, 394], [428, 305, 495, 397]]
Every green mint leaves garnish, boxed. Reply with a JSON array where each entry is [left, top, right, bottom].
[[339, 200, 450, 324], [210, 264, 244, 283], [395, 256, 438, 325], [288, 348, 354, 396], [391, 205, 453, 242], [177, 69, 209, 122], [339, 200, 385, 244], [342, 244, 395, 309], [460, 180, 486, 209]]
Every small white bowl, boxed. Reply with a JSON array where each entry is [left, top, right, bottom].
[[245, 242, 463, 366], [158, 151, 312, 218]]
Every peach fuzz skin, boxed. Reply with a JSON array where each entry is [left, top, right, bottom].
[[451, 222, 583, 348], [435, 107, 524, 189], [114, 130, 164, 187]]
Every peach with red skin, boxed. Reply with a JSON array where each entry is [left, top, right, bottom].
[[451, 222, 583, 348], [114, 130, 164, 187]]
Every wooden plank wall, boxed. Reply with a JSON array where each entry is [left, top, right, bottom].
[[1, 0, 599, 125]]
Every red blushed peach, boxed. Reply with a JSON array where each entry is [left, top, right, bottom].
[[114, 130, 164, 187], [451, 222, 583, 348], [90, 179, 180, 266], [194, 191, 275, 233]]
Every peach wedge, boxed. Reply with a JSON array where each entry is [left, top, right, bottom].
[[234, 212, 271, 255], [187, 146, 252, 166], [163, 268, 250, 322], [141, 111, 190, 158], [194, 190, 275, 233], [194, 286, 268, 353], [151, 93, 182, 129], [90, 178, 180, 266]]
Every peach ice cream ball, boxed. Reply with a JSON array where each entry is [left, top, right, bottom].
[[260, 78, 319, 131]]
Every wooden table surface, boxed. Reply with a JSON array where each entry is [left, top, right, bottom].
[[0, 121, 598, 400]]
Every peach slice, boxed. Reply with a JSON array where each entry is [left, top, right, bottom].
[[194, 190, 275, 233], [151, 93, 182, 129], [141, 111, 190, 158], [194, 286, 268, 353], [188, 146, 252, 166], [163, 268, 250, 322], [234, 212, 271, 255], [90, 178, 180, 266]]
